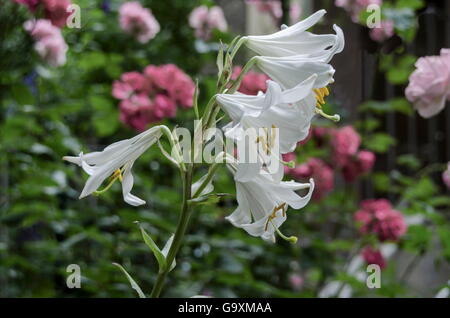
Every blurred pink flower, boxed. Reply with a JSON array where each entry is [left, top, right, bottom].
[[189, 5, 228, 41], [113, 64, 195, 131], [405, 49, 450, 118], [369, 20, 394, 42], [15, 0, 71, 27], [289, 273, 304, 290], [119, 1, 160, 44], [151, 94, 177, 120], [362, 246, 386, 269], [354, 199, 407, 242], [335, 0, 382, 22], [443, 163, 450, 189], [284, 156, 334, 201], [144, 64, 195, 108], [331, 126, 361, 167], [24, 19, 67, 67], [246, 0, 301, 24], [41, 0, 72, 28], [119, 93, 153, 131], [342, 150, 375, 182], [112, 72, 148, 100], [231, 66, 270, 95]]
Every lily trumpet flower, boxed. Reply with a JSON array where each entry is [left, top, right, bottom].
[[63, 125, 167, 206], [218, 77, 317, 154], [226, 162, 315, 242], [243, 10, 345, 60]]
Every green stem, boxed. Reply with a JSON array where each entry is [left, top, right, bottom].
[[192, 162, 220, 198], [150, 166, 193, 298]]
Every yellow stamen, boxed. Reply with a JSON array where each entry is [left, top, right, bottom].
[[314, 87, 330, 108], [264, 203, 287, 231], [94, 168, 123, 196]]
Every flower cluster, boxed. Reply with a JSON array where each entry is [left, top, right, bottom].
[[24, 19, 68, 67], [65, 10, 345, 243], [334, 0, 394, 43], [246, 0, 301, 25], [188, 5, 228, 41], [355, 199, 407, 269], [405, 49, 450, 118], [15, 0, 72, 27], [355, 199, 407, 242], [119, 1, 160, 44], [283, 126, 375, 200], [112, 65, 195, 131], [231, 66, 270, 96]]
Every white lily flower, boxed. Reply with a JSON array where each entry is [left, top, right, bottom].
[[226, 162, 314, 242], [255, 55, 336, 90], [63, 125, 165, 206], [244, 10, 345, 60], [218, 77, 317, 155]]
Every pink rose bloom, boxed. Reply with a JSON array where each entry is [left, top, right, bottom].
[[354, 199, 407, 242], [342, 150, 375, 182], [443, 163, 450, 189], [119, 93, 154, 131], [144, 64, 195, 108], [119, 1, 160, 44], [331, 126, 361, 167], [369, 20, 394, 42], [231, 66, 270, 96], [286, 157, 334, 201], [112, 72, 149, 100], [405, 49, 450, 118], [362, 246, 386, 270], [151, 94, 177, 120], [189, 5, 227, 41], [24, 19, 67, 67], [41, 0, 72, 28]]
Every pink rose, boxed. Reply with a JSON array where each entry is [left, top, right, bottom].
[[369, 20, 395, 42], [41, 0, 72, 28], [189, 5, 227, 41], [354, 199, 407, 242], [342, 150, 375, 182], [246, 0, 300, 24], [24, 19, 67, 67], [331, 126, 361, 167], [231, 66, 270, 96], [405, 49, 450, 118], [119, 93, 153, 131], [286, 157, 334, 201], [14, 0, 40, 11], [362, 246, 386, 270], [119, 1, 160, 44], [151, 94, 177, 120]]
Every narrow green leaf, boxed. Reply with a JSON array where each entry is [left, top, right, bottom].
[[216, 42, 224, 78], [136, 222, 167, 272], [112, 263, 146, 298], [161, 234, 176, 272]]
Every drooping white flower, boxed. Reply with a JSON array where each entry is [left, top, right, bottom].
[[255, 56, 336, 90], [218, 77, 317, 155], [226, 162, 315, 242], [244, 9, 345, 60], [63, 125, 164, 206]]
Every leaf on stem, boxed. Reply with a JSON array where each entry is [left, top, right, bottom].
[[112, 263, 146, 298], [136, 222, 167, 273]]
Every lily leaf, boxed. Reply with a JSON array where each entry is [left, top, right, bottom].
[[216, 42, 224, 79], [161, 234, 176, 272], [193, 79, 199, 119], [136, 222, 167, 273], [112, 263, 146, 298]]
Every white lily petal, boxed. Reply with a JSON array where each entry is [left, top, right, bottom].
[[122, 162, 146, 206]]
